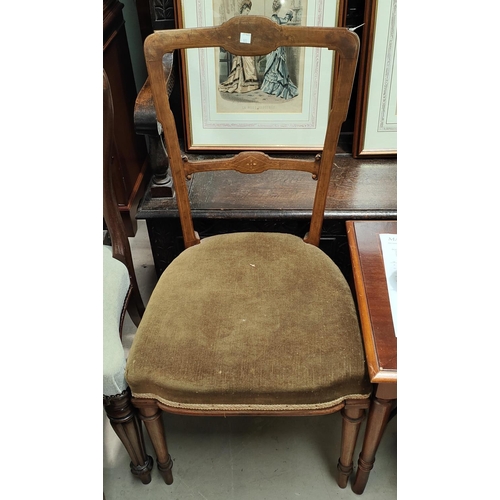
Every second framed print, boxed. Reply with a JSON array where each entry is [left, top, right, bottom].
[[175, 0, 341, 151], [352, 0, 397, 158]]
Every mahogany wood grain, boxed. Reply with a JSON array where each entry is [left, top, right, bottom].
[[346, 220, 397, 383]]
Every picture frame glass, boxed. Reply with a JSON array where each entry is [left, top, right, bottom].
[[176, 0, 340, 151]]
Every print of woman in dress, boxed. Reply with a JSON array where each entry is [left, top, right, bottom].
[[260, 0, 299, 99], [218, 1, 260, 94]]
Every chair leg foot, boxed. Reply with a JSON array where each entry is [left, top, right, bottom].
[[351, 457, 373, 495], [131, 455, 154, 484], [157, 454, 174, 485], [136, 402, 174, 485], [337, 460, 353, 488]]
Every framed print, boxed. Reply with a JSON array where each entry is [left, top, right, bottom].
[[352, 0, 397, 158], [175, 0, 340, 151]]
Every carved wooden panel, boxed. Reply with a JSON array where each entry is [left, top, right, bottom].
[[150, 0, 175, 30]]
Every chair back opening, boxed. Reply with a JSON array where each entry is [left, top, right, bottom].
[[145, 16, 360, 248]]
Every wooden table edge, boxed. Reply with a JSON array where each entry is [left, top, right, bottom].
[[346, 220, 396, 384]]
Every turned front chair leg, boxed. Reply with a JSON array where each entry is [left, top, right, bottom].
[[352, 396, 394, 494], [337, 405, 366, 488], [103, 389, 153, 484], [137, 404, 174, 484]]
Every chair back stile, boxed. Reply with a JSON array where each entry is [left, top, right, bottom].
[[103, 70, 145, 325], [103, 70, 154, 485], [103, 71, 133, 271], [144, 16, 360, 248]]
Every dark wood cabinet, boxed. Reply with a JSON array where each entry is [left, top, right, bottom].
[[104, 0, 150, 236]]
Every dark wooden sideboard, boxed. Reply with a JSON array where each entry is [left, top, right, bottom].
[[104, 0, 150, 236], [137, 154, 396, 283]]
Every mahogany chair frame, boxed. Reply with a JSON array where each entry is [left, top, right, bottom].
[[131, 17, 369, 489], [103, 70, 152, 484], [103, 71, 145, 328]]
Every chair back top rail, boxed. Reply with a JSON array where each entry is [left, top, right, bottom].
[[144, 16, 359, 248], [144, 16, 359, 59]]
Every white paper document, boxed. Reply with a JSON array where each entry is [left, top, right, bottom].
[[379, 234, 397, 337]]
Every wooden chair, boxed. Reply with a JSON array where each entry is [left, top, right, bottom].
[[103, 69, 153, 484], [125, 16, 371, 490]]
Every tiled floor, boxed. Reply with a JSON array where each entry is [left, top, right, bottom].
[[103, 221, 397, 499]]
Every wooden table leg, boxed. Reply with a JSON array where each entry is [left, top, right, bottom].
[[352, 395, 394, 494]]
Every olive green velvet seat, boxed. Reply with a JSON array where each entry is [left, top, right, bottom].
[[126, 232, 371, 411]]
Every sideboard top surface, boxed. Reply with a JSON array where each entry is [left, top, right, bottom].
[[137, 155, 396, 220]]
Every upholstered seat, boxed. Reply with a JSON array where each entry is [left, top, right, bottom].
[[127, 232, 370, 410]]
